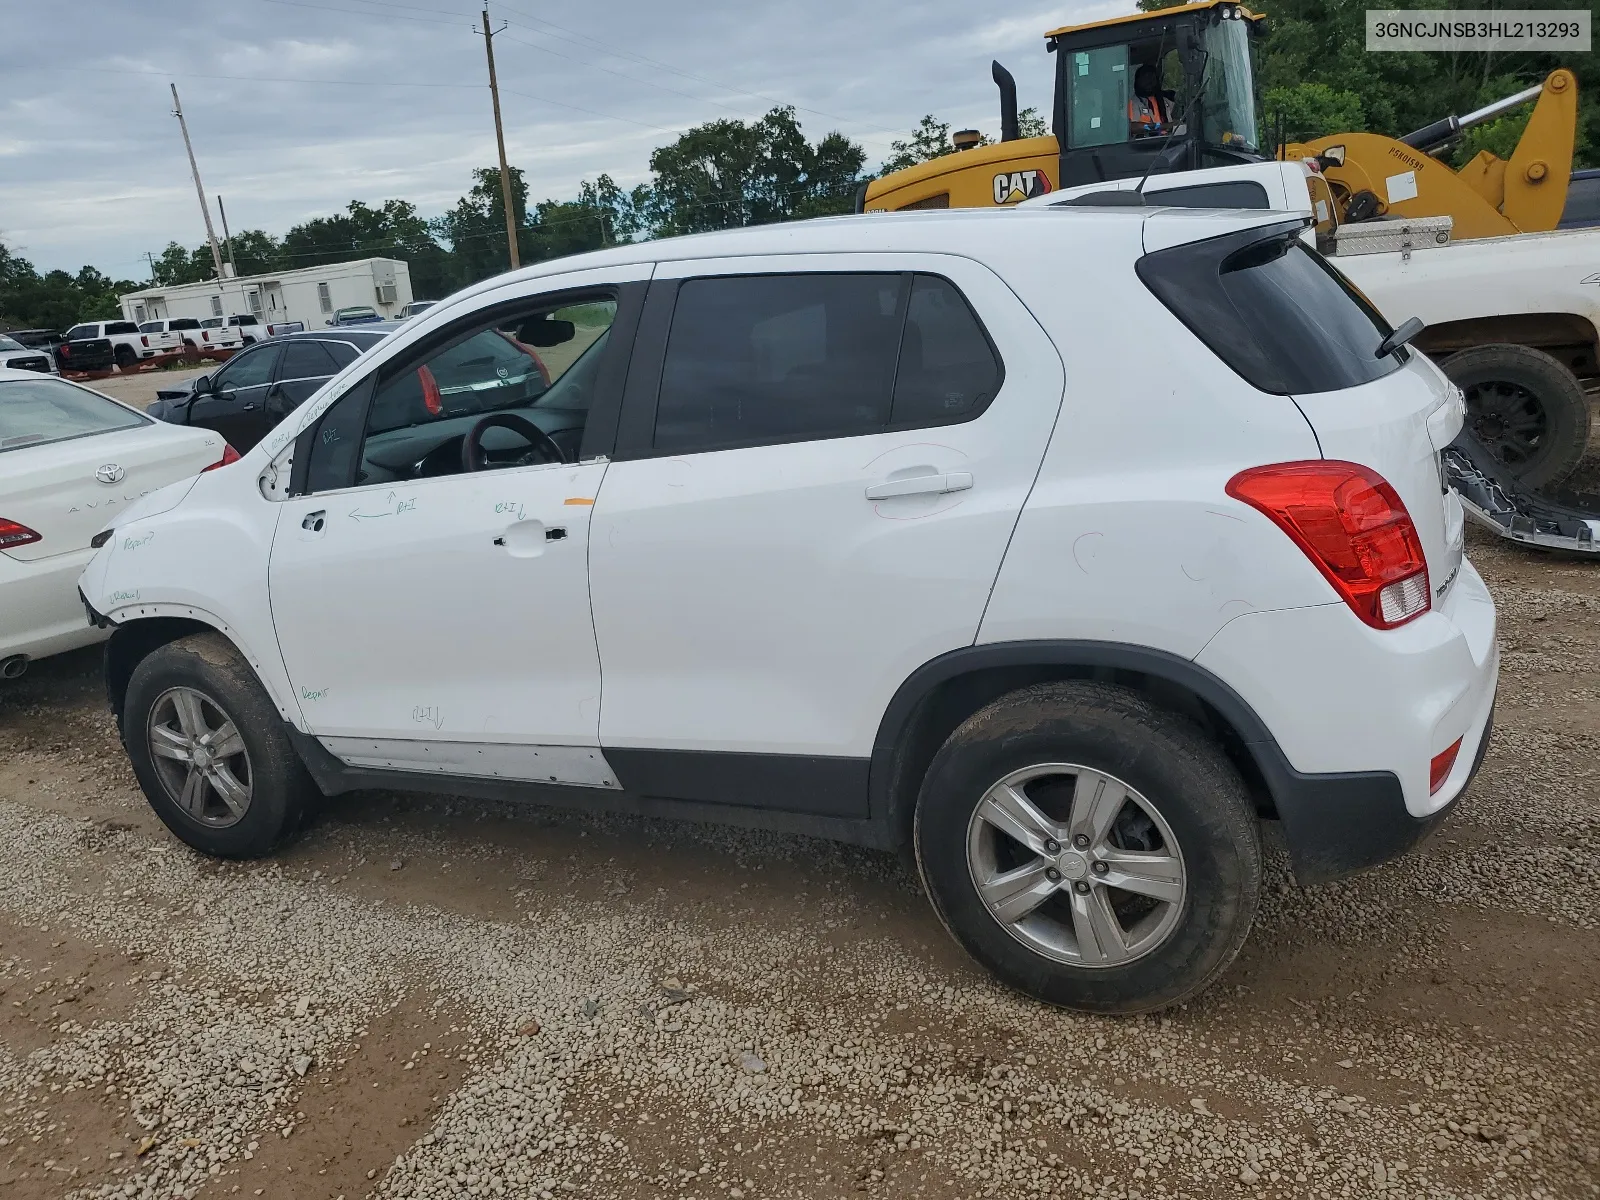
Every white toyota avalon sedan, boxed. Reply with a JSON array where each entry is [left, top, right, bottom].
[[0, 368, 232, 677]]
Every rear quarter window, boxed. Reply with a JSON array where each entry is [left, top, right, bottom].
[[1135, 223, 1401, 395]]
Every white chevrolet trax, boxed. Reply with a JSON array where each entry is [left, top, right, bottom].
[[80, 207, 1498, 1014]]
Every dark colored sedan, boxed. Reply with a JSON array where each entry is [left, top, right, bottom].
[[146, 328, 392, 451]]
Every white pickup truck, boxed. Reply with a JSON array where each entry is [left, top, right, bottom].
[[1033, 161, 1600, 552], [63, 320, 166, 370]]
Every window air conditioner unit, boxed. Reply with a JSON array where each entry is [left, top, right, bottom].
[[375, 283, 398, 305]]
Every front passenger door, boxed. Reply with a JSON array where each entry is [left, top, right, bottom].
[[191, 343, 281, 450], [267, 267, 646, 782]]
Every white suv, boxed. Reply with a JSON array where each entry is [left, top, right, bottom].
[[80, 208, 1498, 1013]]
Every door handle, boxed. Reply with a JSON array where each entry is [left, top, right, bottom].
[[301, 510, 326, 532], [864, 471, 973, 501], [242, 403, 257, 411]]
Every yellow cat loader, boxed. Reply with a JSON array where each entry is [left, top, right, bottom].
[[859, 0, 1578, 242], [859, 0, 1600, 556]]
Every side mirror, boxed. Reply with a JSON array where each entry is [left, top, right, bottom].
[[192, 374, 212, 395], [1317, 144, 1347, 169]]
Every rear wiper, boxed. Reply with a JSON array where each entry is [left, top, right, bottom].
[[1377, 315, 1425, 359]]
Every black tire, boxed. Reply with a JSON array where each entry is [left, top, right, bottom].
[[1445, 343, 1590, 489], [114, 344, 137, 369], [123, 633, 314, 858], [914, 681, 1261, 1015]]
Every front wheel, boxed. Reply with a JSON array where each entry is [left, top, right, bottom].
[[914, 681, 1261, 1014], [123, 633, 314, 858]]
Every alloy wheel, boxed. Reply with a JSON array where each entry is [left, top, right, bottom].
[[966, 763, 1186, 967], [146, 686, 253, 828]]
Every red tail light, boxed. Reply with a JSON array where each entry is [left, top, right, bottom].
[[141, 335, 150, 347], [0, 519, 42, 550], [60, 344, 70, 359], [1227, 461, 1430, 629], [203, 444, 240, 472], [202, 331, 210, 342], [1430, 737, 1463, 794]]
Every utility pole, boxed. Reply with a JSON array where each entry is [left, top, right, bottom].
[[216, 194, 237, 277], [480, 8, 521, 270], [170, 84, 226, 282], [145, 251, 157, 283]]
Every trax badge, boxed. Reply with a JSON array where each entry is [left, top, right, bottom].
[[993, 169, 1052, 205]]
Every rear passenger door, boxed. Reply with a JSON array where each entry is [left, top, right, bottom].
[[587, 255, 1066, 816]]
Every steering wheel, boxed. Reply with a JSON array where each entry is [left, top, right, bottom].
[[461, 412, 565, 473]]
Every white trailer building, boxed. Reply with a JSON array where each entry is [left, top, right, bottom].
[[119, 257, 412, 330]]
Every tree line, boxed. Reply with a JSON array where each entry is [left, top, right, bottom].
[[3, 0, 1593, 331]]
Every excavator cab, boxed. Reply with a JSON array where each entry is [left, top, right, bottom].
[[1051, 1, 1268, 187]]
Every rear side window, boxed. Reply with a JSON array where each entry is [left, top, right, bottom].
[[1147, 180, 1270, 209], [0, 377, 146, 451], [653, 273, 1001, 452], [891, 276, 1002, 425], [280, 341, 338, 379], [1136, 224, 1401, 395], [325, 341, 361, 367], [105, 321, 140, 335]]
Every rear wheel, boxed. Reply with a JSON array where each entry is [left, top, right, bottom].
[[123, 633, 313, 858], [114, 344, 137, 369], [914, 682, 1261, 1014], [1446, 344, 1590, 489]]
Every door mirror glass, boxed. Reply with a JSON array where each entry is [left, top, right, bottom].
[[192, 374, 212, 395]]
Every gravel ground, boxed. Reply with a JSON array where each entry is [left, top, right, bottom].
[[1, 527, 1596, 1200]]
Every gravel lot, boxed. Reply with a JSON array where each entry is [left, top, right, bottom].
[[1, 528, 1596, 1200]]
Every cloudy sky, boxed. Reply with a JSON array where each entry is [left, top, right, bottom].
[[1, 0, 1126, 279]]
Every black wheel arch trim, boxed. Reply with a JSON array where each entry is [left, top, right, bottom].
[[869, 640, 1471, 885]]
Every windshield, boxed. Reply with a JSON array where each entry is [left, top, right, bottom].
[[1200, 18, 1258, 151], [0, 377, 147, 451]]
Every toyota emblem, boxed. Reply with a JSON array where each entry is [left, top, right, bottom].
[[95, 463, 125, 485]]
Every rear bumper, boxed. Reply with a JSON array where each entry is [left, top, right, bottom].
[[0, 546, 108, 661], [1255, 694, 1492, 884], [1196, 556, 1499, 883]]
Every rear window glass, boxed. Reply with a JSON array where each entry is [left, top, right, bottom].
[[170, 318, 201, 330], [201, 318, 224, 328], [1136, 224, 1401, 395], [1561, 174, 1600, 226], [0, 378, 146, 451], [65, 326, 94, 340], [138, 321, 164, 333], [105, 321, 140, 335], [234, 315, 260, 326]]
